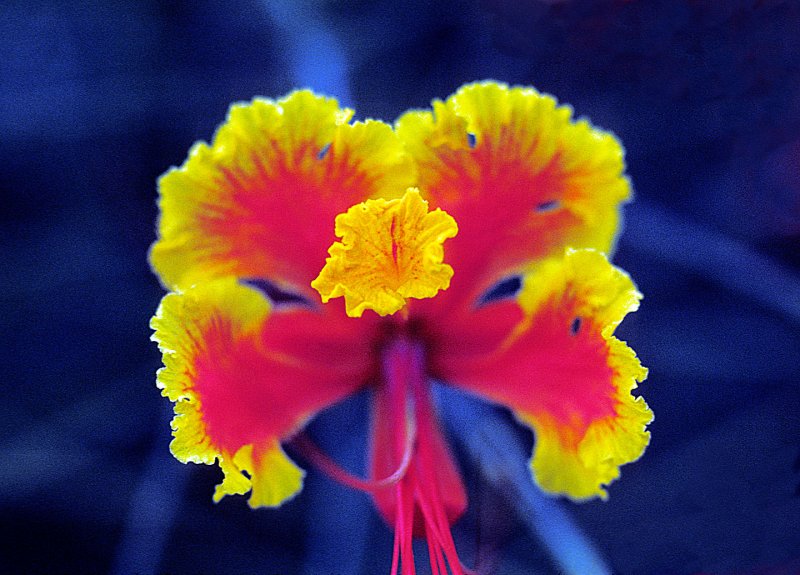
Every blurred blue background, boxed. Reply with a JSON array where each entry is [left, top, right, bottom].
[[1, 1, 799, 574]]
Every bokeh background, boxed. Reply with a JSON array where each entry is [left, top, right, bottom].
[[2, 1, 799, 574]]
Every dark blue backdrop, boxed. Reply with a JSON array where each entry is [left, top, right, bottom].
[[2, 1, 799, 574]]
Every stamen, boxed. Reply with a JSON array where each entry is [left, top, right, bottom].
[[380, 337, 469, 575], [384, 338, 418, 575], [398, 479, 415, 574], [411, 402, 466, 575], [390, 509, 401, 575]]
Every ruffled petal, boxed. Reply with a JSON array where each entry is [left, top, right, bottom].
[[151, 90, 414, 293], [151, 278, 378, 507], [312, 188, 458, 317], [434, 249, 651, 500], [396, 81, 630, 306]]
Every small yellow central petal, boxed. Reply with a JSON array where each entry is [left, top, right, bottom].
[[312, 188, 458, 317]]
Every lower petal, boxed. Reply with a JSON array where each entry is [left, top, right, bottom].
[[436, 249, 652, 500], [151, 278, 376, 507], [519, 337, 651, 499]]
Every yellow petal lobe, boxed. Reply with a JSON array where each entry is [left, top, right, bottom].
[[518, 249, 651, 500], [214, 442, 305, 508], [151, 278, 306, 508], [150, 90, 414, 292], [395, 81, 631, 300], [311, 188, 458, 317]]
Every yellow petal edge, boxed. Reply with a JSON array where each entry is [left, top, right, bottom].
[[396, 80, 630, 260], [311, 188, 458, 317], [150, 278, 304, 508], [518, 249, 652, 500], [150, 89, 414, 291]]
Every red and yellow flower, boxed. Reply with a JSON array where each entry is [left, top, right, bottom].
[[150, 81, 652, 574]]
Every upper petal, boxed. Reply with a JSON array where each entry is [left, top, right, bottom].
[[312, 188, 458, 317], [433, 249, 651, 500], [396, 81, 630, 306], [151, 277, 379, 507], [151, 90, 414, 293]]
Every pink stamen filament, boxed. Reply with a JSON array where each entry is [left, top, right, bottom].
[[383, 337, 468, 575], [384, 337, 417, 575], [290, 417, 415, 493], [294, 335, 472, 575]]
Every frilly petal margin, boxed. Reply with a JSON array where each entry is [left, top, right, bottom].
[[151, 278, 304, 507], [151, 90, 414, 293], [434, 249, 651, 500], [151, 278, 378, 508], [396, 81, 630, 307], [216, 442, 303, 508], [312, 188, 458, 317]]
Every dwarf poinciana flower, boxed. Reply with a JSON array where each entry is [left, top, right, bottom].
[[150, 81, 652, 574]]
